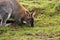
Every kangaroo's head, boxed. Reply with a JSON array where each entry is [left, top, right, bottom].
[[23, 10, 35, 27]]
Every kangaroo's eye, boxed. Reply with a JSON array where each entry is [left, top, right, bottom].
[[26, 13, 30, 17]]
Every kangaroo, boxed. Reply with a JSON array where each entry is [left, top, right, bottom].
[[0, 0, 35, 27]]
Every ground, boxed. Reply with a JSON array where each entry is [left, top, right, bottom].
[[0, 0, 60, 40]]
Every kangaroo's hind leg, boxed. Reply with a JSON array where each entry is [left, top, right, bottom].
[[0, 10, 12, 26], [0, 13, 11, 26]]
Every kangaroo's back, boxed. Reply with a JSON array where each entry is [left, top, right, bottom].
[[10, 0, 28, 19]]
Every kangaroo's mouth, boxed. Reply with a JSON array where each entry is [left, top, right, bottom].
[[31, 18, 34, 27], [30, 22, 34, 27]]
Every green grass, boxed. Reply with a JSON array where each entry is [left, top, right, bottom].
[[0, 0, 60, 40]]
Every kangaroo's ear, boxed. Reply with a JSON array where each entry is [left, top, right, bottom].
[[26, 11, 30, 16], [29, 9, 35, 16], [32, 12, 35, 16]]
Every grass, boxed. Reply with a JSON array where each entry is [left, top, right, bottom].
[[0, 0, 60, 40]]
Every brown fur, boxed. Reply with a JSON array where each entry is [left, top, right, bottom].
[[13, 0, 28, 17]]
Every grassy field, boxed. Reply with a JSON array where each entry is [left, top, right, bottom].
[[0, 0, 60, 40]]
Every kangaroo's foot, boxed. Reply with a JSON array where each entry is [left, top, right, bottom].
[[0, 23, 11, 27], [5, 23, 12, 26]]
